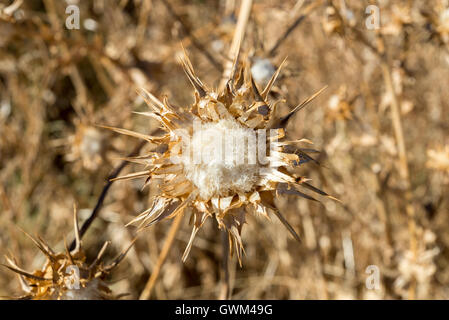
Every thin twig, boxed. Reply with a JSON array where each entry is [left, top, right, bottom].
[[268, 0, 322, 57], [347, 17, 418, 299], [380, 59, 417, 299], [160, 0, 223, 72], [69, 140, 146, 251], [139, 213, 184, 300], [334, 3, 418, 296]]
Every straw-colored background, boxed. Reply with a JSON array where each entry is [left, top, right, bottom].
[[0, 0, 448, 299]]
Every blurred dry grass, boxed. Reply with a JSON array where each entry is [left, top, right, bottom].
[[0, 0, 448, 299]]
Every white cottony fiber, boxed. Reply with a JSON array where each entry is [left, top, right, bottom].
[[182, 118, 260, 200]]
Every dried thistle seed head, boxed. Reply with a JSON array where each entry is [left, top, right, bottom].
[[105, 51, 335, 265], [2, 207, 134, 300], [183, 118, 259, 200]]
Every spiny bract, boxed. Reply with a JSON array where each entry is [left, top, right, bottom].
[[2, 208, 133, 300], [104, 51, 336, 265]]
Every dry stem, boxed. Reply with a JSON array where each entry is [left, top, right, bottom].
[[380, 60, 417, 299], [218, 229, 231, 300], [139, 213, 184, 300], [219, 0, 253, 90]]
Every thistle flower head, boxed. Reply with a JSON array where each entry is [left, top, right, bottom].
[[2, 207, 133, 300], [105, 51, 335, 265]]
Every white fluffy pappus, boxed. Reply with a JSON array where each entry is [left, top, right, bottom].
[[182, 118, 261, 200]]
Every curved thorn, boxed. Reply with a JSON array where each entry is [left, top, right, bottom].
[[178, 48, 207, 97], [105, 237, 138, 272], [261, 56, 287, 99], [0, 264, 52, 281], [250, 76, 264, 102], [299, 181, 341, 203], [136, 87, 165, 111], [182, 226, 200, 262], [64, 237, 75, 265], [273, 85, 328, 128], [89, 241, 110, 269], [17, 227, 55, 262], [271, 209, 302, 243]]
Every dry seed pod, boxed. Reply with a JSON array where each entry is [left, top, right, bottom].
[[2, 207, 134, 300], [103, 51, 336, 265], [66, 120, 105, 171]]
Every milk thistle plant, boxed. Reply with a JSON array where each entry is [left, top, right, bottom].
[[2, 207, 134, 300], [103, 51, 335, 265]]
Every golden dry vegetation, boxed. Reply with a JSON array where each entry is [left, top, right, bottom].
[[0, 0, 448, 299]]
